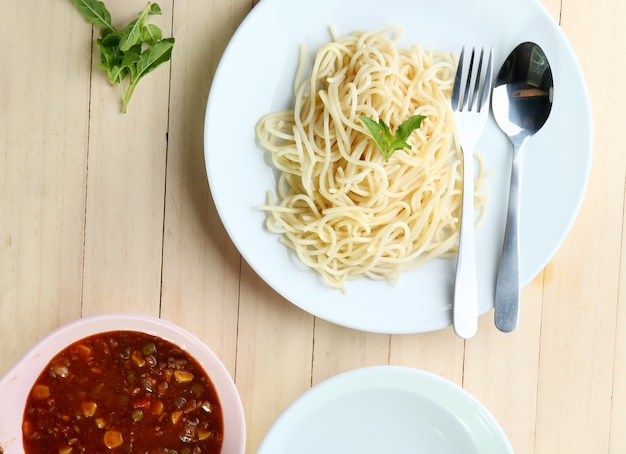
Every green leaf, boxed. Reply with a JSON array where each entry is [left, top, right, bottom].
[[359, 114, 427, 161], [147, 3, 162, 15], [71, 0, 115, 33], [119, 3, 162, 51], [72, 0, 174, 112], [359, 116, 387, 152], [122, 38, 175, 112], [396, 115, 426, 142], [97, 30, 120, 48], [142, 24, 163, 44], [379, 119, 393, 144], [97, 36, 123, 76], [121, 49, 141, 67], [119, 18, 143, 52], [100, 64, 128, 85], [132, 38, 174, 82]]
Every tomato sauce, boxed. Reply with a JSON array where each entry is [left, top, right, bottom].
[[22, 331, 223, 453]]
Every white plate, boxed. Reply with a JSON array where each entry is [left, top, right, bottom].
[[257, 366, 513, 453], [204, 0, 592, 333]]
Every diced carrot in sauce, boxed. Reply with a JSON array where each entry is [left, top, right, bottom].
[[198, 429, 212, 441], [22, 421, 34, 437], [171, 409, 183, 425], [31, 384, 50, 399], [152, 399, 164, 416], [22, 331, 223, 453], [80, 401, 97, 417], [103, 430, 123, 449], [174, 369, 194, 383], [132, 396, 151, 409]]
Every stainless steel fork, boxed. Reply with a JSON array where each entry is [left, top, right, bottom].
[[451, 46, 494, 339]]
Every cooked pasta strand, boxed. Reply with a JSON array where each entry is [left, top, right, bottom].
[[256, 27, 488, 292]]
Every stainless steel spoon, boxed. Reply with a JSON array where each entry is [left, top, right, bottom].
[[492, 42, 554, 332]]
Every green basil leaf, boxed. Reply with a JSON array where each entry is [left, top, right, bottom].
[[98, 63, 127, 85], [97, 37, 122, 67], [396, 115, 426, 142], [131, 38, 175, 83], [97, 30, 121, 48], [148, 3, 162, 15], [73, 1, 174, 112], [142, 24, 163, 44], [379, 119, 393, 144], [119, 18, 143, 52], [121, 38, 174, 112], [71, 0, 114, 32], [360, 114, 427, 161], [119, 3, 158, 51], [121, 50, 141, 68], [359, 116, 387, 153], [390, 138, 412, 152]]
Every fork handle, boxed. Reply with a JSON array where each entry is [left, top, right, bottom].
[[494, 142, 525, 333], [453, 150, 478, 339]]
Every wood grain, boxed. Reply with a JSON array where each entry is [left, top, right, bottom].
[[1, 0, 622, 453]]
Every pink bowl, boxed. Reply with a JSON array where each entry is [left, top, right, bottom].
[[0, 313, 246, 453]]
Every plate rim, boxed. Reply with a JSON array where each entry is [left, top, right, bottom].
[[257, 365, 514, 453], [203, 0, 593, 334]]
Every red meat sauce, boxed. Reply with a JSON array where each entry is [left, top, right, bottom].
[[22, 331, 224, 454]]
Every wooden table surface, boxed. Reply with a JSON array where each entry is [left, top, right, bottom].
[[2, 0, 624, 452]]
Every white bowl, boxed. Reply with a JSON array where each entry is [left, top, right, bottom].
[[0, 312, 246, 453]]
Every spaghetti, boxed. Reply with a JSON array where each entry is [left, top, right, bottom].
[[256, 27, 488, 292]]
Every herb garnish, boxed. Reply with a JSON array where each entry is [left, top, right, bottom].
[[71, 0, 175, 113], [359, 115, 426, 160]]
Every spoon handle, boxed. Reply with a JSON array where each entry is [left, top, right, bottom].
[[495, 143, 524, 332]]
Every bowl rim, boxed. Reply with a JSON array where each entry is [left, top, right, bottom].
[[0, 312, 246, 454]]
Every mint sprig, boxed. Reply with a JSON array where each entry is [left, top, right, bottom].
[[359, 115, 427, 160], [71, 0, 175, 113]]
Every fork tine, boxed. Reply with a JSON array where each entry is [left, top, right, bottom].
[[453, 47, 494, 113], [462, 47, 476, 111], [469, 48, 485, 110], [478, 48, 494, 113], [451, 46, 465, 109]]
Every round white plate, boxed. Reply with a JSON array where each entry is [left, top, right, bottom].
[[204, 0, 592, 333], [257, 366, 513, 453]]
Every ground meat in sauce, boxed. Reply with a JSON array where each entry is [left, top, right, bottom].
[[22, 331, 223, 454]]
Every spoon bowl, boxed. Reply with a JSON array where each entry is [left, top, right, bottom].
[[492, 42, 554, 332]]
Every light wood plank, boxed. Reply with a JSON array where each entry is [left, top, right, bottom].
[[80, 2, 175, 316], [160, 0, 253, 377], [390, 328, 464, 384], [534, 0, 624, 451], [612, 181, 626, 454], [3, 0, 626, 453], [464, 276, 544, 454], [599, 1, 626, 452], [236, 263, 315, 454], [312, 320, 390, 385], [0, 0, 91, 374]]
